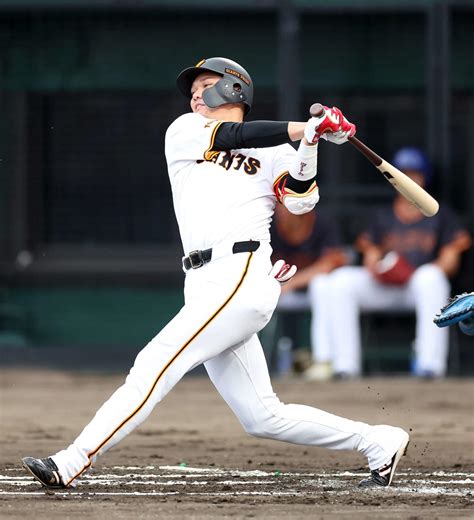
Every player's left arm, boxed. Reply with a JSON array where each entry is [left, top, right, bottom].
[[273, 170, 320, 215], [272, 107, 355, 215], [212, 121, 320, 214], [431, 208, 472, 277], [270, 139, 321, 215], [281, 248, 348, 293], [433, 232, 472, 277]]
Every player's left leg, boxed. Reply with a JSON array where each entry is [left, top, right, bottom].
[[23, 248, 281, 488], [204, 333, 409, 485], [407, 264, 450, 376]]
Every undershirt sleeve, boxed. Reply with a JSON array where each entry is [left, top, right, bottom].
[[212, 121, 292, 150]]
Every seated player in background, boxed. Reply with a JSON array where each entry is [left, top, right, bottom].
[[315, 147, 472, 379], [271, 202, 349, 380]]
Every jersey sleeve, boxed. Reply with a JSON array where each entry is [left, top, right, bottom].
[[271, 143, 298, 196], [271, 143, 297, 183], [165, 112, 223, 174]]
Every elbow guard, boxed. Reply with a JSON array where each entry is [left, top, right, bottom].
[[274, 174, 320, 215]]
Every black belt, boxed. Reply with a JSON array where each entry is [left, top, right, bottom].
[[182, 241, 260, 271]]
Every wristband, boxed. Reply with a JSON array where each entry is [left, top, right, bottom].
[[288, 141, 318, 181]]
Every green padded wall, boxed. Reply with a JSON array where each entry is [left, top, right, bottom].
[[2, 11, 472, 92], [452, 11, 474, 89], [301, 12, 426, 90], [10, 287, 183, 346], [0, 12, 278, 90]]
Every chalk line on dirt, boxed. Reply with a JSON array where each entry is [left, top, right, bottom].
[[1, 465, 473, 498]]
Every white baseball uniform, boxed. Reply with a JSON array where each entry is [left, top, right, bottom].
[[51, 112, 406, 486]]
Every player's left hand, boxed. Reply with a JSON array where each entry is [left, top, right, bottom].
[[270, 259, 297, 285], [304, 105, 356, 145]]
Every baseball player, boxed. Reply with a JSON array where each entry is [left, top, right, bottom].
[[22, 57, 409, 489], [314, 148, 472, 379]]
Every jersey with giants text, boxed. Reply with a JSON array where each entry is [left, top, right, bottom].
[[165, 112, 296, 254]]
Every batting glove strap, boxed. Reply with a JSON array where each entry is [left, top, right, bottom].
[[270, 259, 297, 284]]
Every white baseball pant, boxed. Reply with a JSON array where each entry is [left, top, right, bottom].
[[275, 273, 334, 363], [52, 243, 405, 486]]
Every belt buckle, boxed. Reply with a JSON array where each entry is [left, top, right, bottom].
[[188, 250, 204, 269]]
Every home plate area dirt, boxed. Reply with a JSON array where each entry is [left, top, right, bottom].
[[1, 369, 473, 518]]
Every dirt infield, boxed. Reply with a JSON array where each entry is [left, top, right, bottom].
[[1, 369, 473, 519]]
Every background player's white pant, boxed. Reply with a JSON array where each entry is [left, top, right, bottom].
[[52, 244, 405, 486], [276, 273, 333, 363], [320, 264, 450, 376]]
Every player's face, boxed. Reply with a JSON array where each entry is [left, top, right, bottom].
[[404, 170, 426, 188], [190, 73, 222, 117]]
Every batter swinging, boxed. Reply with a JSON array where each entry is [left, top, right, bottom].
[[22, 57, 409, 489]]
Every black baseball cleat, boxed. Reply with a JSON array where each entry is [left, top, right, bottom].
[[359, 433, 410, 488], [22, 456, 66, 489]]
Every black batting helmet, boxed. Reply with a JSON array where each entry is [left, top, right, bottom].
[[176, 57, 253, 115]]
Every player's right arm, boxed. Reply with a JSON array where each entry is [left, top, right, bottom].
[[165, 113, 308, 172], [355, 216, 385, 274]]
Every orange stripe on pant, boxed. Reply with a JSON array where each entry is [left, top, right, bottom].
[[66, 252, 254, 486]]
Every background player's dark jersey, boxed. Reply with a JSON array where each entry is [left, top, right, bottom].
[[271, 210, 344, 271], [364, 206, 466, 268]]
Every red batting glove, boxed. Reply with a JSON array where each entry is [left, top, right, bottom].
[[304, 105, 356, 145]]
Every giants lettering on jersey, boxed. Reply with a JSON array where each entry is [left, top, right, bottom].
[[197, 152, 261, 175]]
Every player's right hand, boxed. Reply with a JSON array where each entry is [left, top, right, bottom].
[[304, 105, 356, 145]]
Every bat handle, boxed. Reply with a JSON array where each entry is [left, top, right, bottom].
[[347, 136, 383, 167], [309, 103, 325, 118]]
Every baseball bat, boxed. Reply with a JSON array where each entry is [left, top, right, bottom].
[[309, 103, 439, 217]]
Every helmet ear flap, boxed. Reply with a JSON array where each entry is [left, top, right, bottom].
[[202, 78, 249, 112], [176, 57, 253, 114]]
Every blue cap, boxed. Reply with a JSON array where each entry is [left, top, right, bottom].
[[392, 147, 431, 184]]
